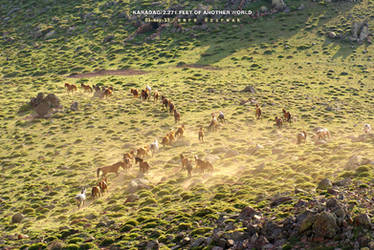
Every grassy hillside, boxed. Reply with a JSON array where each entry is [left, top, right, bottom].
[[1, 0, 374, 249]]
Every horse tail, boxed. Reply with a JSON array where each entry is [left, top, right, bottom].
[[97, 168, 101, 178]]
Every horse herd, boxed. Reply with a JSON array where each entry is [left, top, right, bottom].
[[72, 83, 372, 208]]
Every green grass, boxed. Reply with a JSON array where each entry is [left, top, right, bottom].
[[1, 0, 374, 248]]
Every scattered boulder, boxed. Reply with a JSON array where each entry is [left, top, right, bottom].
[[299, 213, 316, 233], [354, 213, 371, 228], [27, 92, 62, 118], [29, 92, 44, 107], [34, 101, 51, 118], [317, 178, 332, 190], [272, 0, 287, 11], [191, 238, 205, 248], [11, 213, 24, 223], [70, 102, 78, 111], [239, 206, 256, 219], [241, 85, 256, 94], [327, 31, 337, 39], [351, 20, 370, 43], [312, 211, 338, 238], [146, 240, 160, 250], [44, 94, 61, 108]]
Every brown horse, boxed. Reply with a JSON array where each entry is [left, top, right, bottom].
[[255, 104, 262, 119], [131, 89, 139, 98], [153, 90, 159, 102], [198, 127, 205, 142], [135, 157, 150, 174], [98, 177, 108, 193], [65, 83, 77, 93], [194, 156, 213, 174], [282, 109, 292, 123], [103, 88, 113, 98], [96, 162, 124, 178], [180, 154, 193, 177], [275, 116, 283, 128], [175, 125, 185, 138], [81, 83, 93, 93], [91, 186, 101, 198], [174, 109, 181, 123]]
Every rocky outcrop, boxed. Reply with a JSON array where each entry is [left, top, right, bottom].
[[26, 92, 62, 118], [190, 177, 374, 249], [350, 20, 370, 43]]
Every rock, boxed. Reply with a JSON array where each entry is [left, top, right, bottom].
[[299, 213, 316, 233], [191, 238, 205, 248], [272, 0, 287, 11], [263, 221, 282, 241], [327, 31, 337, 39], [146, 240, 159, 250], [359, 239, 370, 248], [334, 178, 351, 186], [11, 213, 24, 223], [241, 85, 256, 93], [34, 101, 50, 117], [255, 235, 270, 249], [239, 206, 256, 219], [317, 178, 332, 190], [326, 198, 339, 208], [182, 237, 190, 245], [354, 213, 371, 228], [334, 206, 346, 219], [29, 92, 44, 107], [312, 211, 338, 238], [70, 102, 78, 111], [327, 188, 339, 195], [44, 94, 61, 108]]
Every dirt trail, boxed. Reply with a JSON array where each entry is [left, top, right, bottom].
[[67, 69, 149, 78]]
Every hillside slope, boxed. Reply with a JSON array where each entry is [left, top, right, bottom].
[[1, 0, 374, 249]]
